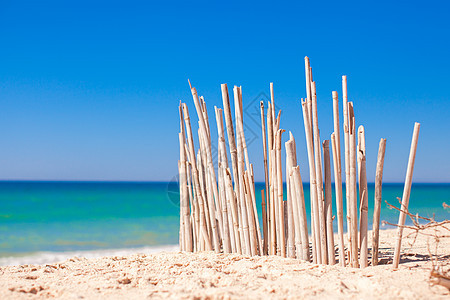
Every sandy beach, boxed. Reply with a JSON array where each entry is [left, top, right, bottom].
[[1, 227, 448, 299]]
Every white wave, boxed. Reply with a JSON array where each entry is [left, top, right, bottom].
[[0, 244, 179, 266]]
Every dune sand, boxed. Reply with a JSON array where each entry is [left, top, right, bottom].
[[1, 227, 449, 299]]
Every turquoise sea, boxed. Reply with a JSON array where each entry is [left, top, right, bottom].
[[0, 181, 448, 265]]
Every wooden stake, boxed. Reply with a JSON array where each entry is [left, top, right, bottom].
[[301, 98, 320, 264], [291, 166, 310, 261], [285, 139, 296, 258], [331, 133, 346, 266], [357, 125, 368, 268], [393, 122, 420, 269], [276, 129, 286, 257], [311, 82, 328, 264], [348, 102, 359, 268], [323, 140, 335, 265], [260, 101, 269, 255], [372, 138, 386, 266], [342, 76, 352, 264], [215, 107, 232, 253]]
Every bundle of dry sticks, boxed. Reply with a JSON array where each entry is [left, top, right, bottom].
[[178, 57, 420, 269]]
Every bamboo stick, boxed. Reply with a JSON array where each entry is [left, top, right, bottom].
[[285, 139, 302, 259], [269, 148, 277, 255], [342, 76, 352, 264], [331, 133, 346, 266], [225, 168, 241, 253], [179, 132, 193, 252], [276, 129, 286, 257], [233, 86, 252, 255], [348, 102, 359, 268], [291, 166, 310, 261], [260, 101, 269, 255], [267, 102, 275, 255], [323, 140, 335, 265], [301, 98, 320, 264], [178, 160, 185, 251], [311, 82, 328, 264], [393, 122, 420, 269], [285, 140, 296, 258], [261, 189, 268, 255], [372, 138, 386, 266], [244, 171, 258, 256], [215, 107, 232, 253], [357, 125, 368, 268], [182, 104, 212, 251]]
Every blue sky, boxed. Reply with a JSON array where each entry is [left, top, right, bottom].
[[0, 0, 448, 182]]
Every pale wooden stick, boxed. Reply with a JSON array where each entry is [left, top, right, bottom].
[[260, 101, 269, 255], [342, 76, 352, 264], [197, 148, 212, 241], [178, 160, 185, 251], [285, 140, 296, 258], [269, 148, 277, 255], [276, 129, 286, 257], [267, 102, 275, 255], [301, 98, 320, 264], [225, 168, 241, 253], [323, 140, 335, 265], [372, 138, 386, 266], [182, 104, 212, 250], [291, 166, 310, 261], [233, 86, 252, 255], [311, 82, 328, 264], [393, 122, 420, 269], [179, 132, 193, 252], [244, 171, 258, 256], [261, 189, 268, 255], [198, 128, 221, 252], [348, 102, 359, 267], [186, 162, 198, 252], [331, 133, 346, 266], [285, 139, 302, 259], [221, 84, 243, 246], [215, 107, 232, 253], [357, 125, 368, 268]]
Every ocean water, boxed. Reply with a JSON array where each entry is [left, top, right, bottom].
[[0, 181, 448, 265]]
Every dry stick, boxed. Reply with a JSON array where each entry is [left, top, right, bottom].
[[285, 140, 302, 259], [311, 82, 328, 264], [244, 171, 258, 255], [332, 92, 346, 266], [372, 138, 387, 266], [182, 104, 212, 250], [393, 122, 421, 269], [261, 189, 268, 255], [225, 168, 241, 253], [221, 83, 243, 253], [267, 102, 275, 255], [331, 133, 346, 266], [342, 75, 352, 265], [301, 99, 320, 264], [198, 128, 221, 253], [357, 125, 368, 268], [190, 86, 223, 252], [215, 107, 232, 253], [179, 132, 193, 252], [197, 148, 212, 242], [178, 161, 185, 251], [233, 86, 252, 255], [260, 101, 269, 255], [285, 139, 296, 258], [292, 166, 310, 261], [323, 140, 335, 265], [348, 102, 359, 268], [276, 129, 286, 257], [269, 148, 277, 255], [186, 162, 198, 252]]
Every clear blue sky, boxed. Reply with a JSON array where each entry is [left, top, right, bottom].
[[0, 0, 448, 182]]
